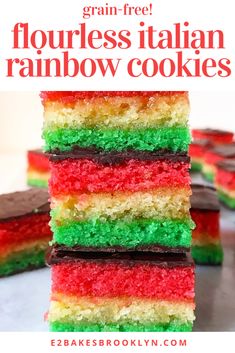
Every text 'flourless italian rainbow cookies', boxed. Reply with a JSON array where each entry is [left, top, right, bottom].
[[42, 91, 195, 331]]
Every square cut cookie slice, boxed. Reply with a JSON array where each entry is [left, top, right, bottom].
[[215, 159, 235, 209], [0, 188, 52, 276], [47, 248, 195, 332], [190, 184, 223, 265]]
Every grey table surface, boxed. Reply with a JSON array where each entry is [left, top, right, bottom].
[[0, 171, 234, 332]]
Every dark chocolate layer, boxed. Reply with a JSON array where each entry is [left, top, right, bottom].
[[217, 159, 235, 172], [49, 147, 190, 165], [191, 184, 220, 211], [191, 139, 212, 147], [47, 245, 194, 268], [28, 148, 50, 158], [208, 143, 235, 158], [28, 148, 43, 154], [193, 128, 233, 136], [0, 188, 50, 222], [50, 244, 188, 255]]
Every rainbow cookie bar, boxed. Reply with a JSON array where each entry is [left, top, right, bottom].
[[202, 144, 235, 182], [0, 188, 52, 276], [215, 160, 235, 209], [189, 139, 212, 172], [42, 91, 193, 253], [190, 184, 223, 265], [27, 149, 50, 187], [49, 150, 193, 252], [192, 128, 234, 145], [41, 91, 191, 153], [47, 248, 195, 332]]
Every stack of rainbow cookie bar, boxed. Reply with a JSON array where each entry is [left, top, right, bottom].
[[42, 91, 195, 332]]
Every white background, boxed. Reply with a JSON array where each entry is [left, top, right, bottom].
[[0, 91, 235, 153]]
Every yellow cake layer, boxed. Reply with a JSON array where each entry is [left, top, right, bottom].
[[191, 157, 203, 164], [0, 239, 50, 260], [192, 235, 220, 246], [215, 184, 235, 197], [44, 94, 189, 129], [48, 294, 195, 325], [27, 170, 50, 182], [202, 163, 216, 175], [51, 188, 191, 222]]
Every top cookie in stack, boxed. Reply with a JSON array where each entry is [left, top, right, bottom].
[[42, 91, 193, 253]]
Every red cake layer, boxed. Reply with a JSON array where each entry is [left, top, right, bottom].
[[41, 91, 187, 103], [49, 159, 190, 195], [216, 169, 235, 189], [190, 210, 219, 239], [27, 150, 50, 172], [0, 214, 52, 250], [204, 151, 223, 165], [51, 261, 194, 301], [192, 129, 234, 144], [189, 144, 205, 158]]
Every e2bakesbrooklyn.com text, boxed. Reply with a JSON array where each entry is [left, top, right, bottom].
[[5, 22, 231, 78]]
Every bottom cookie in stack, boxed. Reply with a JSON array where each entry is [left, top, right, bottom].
[[215, 160, 235, 209], [47, 247, 195, 332], [190, 184, 223, 265], [0, 188, 52, 276]]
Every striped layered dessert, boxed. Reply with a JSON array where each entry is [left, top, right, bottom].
[[42, 91, 193, 253], [190, 185, 223, 265], [41, 91, 190, 153], [47, 248, 195, 332], [42, 91, 195, 332], [215, 160, 235, 209], [27, 149, 50, 187], [192, 128, 234, 145], [0, 188, 52, 276], [189, 139, 212, 172], [202, 144, 235, 182], [49, 150, 193, 252]]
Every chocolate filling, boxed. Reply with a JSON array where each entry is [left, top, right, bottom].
[[49, 147, 190, 165], [194, 128, 233, 136], [191, 138, 212, 147], [208, 143, 235, 158], [47, 245, 194, 267], [28, 148, 50, 158], [217, 159, 235, 172]]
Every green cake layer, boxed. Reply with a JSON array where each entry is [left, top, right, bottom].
[[51, 219, 193, 249], [50, 321, 193, 332], [0, 249, 46, 277], [43, 127, 190, 152], [191, 245, 223, 265], [191, 162, 202, 172], [202, 170, 214, 182], [217, 190, 235, 209], [27, 178, 48, 188]]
